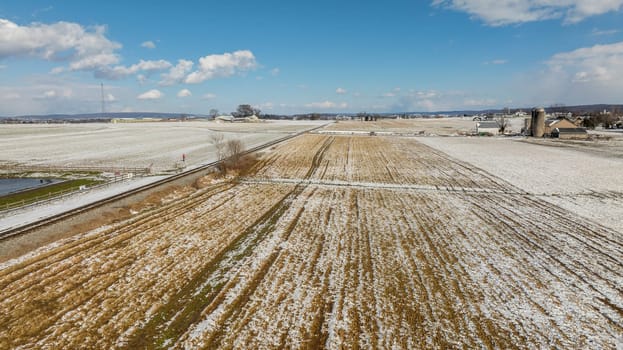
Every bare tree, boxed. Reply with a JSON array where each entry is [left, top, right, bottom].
[[209, 109, 219, 118], [225, 139, 244, 164], [497, 116, 509, 133], [252, 107, 261, 117], [210, 133, 248, 175], [209, 132, 226, 173], [209, 132, 225, 159], [233, 104, 256, 118]]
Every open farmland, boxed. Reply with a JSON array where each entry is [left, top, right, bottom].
[[418, 136, 623, 233], [323, 118, 477, 134], [321, 118, 528, 136], [0, 120, 327, 173], [0, 134, 621, 349]]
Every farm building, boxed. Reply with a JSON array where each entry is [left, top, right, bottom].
[[245, 115, 260, 122], [544, 118, 577, 135], [215, 115, 235, 123], [551, 128, 589, 139], [476, 121, 499, 135]]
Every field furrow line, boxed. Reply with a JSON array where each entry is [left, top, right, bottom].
[[119, 185, 299, 349], [175, 185, 313, 349], [460, 193, 622, 345], [0, 182, 233, 290]]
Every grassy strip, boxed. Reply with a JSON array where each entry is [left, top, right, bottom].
[[0, 179, 103, 208]]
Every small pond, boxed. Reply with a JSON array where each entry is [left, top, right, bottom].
[[0, 178, 64, 196]]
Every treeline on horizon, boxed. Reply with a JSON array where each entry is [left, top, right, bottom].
[[1, 104, 622, 123]]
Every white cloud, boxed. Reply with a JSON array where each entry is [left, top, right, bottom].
[[270, 68, 280, 76], [137, 89, 163, 100], [509, 42, 623, 106], [131, 60, 171, 71], [98, 59, 172, 79], [159, 59, 193, 86], [0, 64, 6, 70], [0, 19, 121, 70], [304, 101, 348, 109], [392, 89, 499, 111], [336, 87, 347, 94], [412, 90, 439, 99], [547, 41, 623, 83], [382, 92, 396, 97], [70, 53, 119, 71], [31, 6, 54, 18], [591, 28, 620, 36], [0, 81, 132, 116], [137, 74, 147, 85], [432, 0, 623, 25], [177, 89, 192, 98], [394, 90, 442, 111], [33, 88, 72, 100], [202, 93, 217, 100], [141, 40, 156, 49], [0, 19, 175, 84], [42, 90, 56, 99], [185, 50, 257, 84], [463, 98, 497, 107]]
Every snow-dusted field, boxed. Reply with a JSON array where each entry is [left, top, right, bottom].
[[418, 136, 623, 232], [324, 117, 527, 135], [0, 120, 328, 172], [325, 118, 475, 135], [0, 134, 621, 349]]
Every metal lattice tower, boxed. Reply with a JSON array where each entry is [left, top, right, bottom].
[[100, 83, 105, 114]]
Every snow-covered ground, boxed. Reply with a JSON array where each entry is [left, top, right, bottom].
[[0, 119, 327, 234], [418, 136, 623, 232], [0, 120, 329, 172], [324, 117, 527, 135]]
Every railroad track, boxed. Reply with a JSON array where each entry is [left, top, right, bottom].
[[0, 124, 328, 242]]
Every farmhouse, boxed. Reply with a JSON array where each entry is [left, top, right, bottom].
[[476, 121, 499, 135], [544, 118, 577, 135], [551, 127, 589, 139]]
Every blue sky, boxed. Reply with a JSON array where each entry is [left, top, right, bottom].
[[0, 0, 622, 116]]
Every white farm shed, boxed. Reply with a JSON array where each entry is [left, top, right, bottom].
[[476, 121, 499, 135]]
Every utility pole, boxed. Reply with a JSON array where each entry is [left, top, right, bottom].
[[101, 82, 105, 114]]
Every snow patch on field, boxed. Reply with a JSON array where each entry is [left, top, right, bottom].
[[418, 136, 623, 232]]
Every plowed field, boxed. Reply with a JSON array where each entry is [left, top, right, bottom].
[[1, 134, 621, 349]]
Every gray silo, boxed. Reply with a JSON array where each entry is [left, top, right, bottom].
[[531, 107, 545, 137]]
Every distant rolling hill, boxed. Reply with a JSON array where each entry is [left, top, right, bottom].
[[1, 104, 621, 120]]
